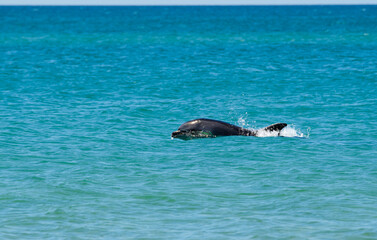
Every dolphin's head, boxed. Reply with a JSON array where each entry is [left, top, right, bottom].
[[171, 129, 213, 140], [172, 120, 214, 140], [171, 129, 192, 140]]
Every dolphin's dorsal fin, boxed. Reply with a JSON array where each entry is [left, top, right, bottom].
[[262, 123, 287, 132]]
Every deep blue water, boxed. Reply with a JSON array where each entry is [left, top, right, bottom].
[[1, 6, 377, 239]]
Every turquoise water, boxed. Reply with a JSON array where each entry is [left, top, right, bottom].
[[1, 6, 377, 239]]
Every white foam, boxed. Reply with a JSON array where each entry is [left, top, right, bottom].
[[256, 129, 280, 137]]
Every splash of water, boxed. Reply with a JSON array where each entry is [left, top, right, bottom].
[[256, 125, 309, 138], [237, 116, 309, 138], [237, 116, 247, 128], [236, 112, 256, 129]]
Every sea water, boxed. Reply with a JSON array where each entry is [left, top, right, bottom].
[[1, 6, 377, 239]]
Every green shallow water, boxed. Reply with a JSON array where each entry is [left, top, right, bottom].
[[1, 6, 377, 239]]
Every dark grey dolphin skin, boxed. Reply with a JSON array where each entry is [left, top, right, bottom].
[[172, 118, 287, 140]]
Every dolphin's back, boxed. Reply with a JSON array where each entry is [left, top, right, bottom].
[[178, 118, 252, 136], [172, 118, 287, 139]]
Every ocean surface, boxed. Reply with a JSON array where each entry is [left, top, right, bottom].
[[1, 5, 377, 239]]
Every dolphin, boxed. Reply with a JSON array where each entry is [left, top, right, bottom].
[[171, 118, 287, 140]]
